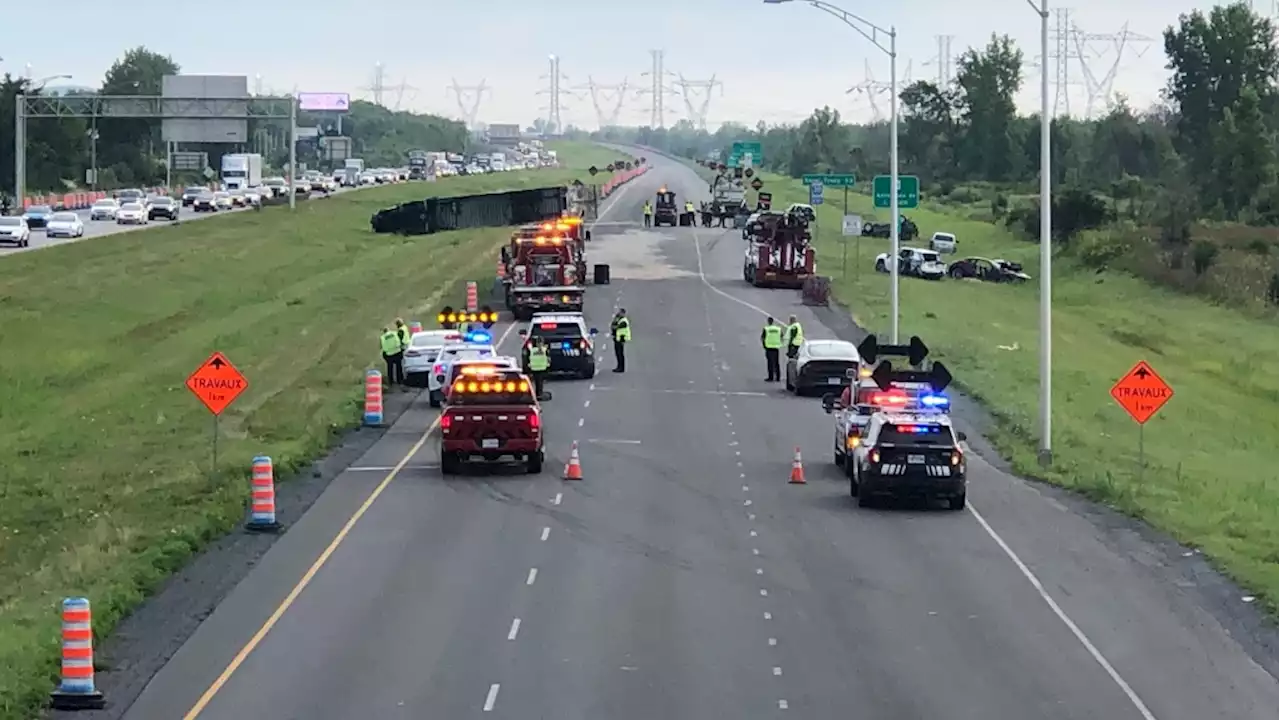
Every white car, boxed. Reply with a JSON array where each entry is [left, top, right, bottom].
[[0, 216, 31, 247], [213, 192, 234, 210], [263, 178, 288, 198], [243, 188, 264, 205], [784, 339, 863, 395], [929, 231, 958, 254], [403, 329, 463, 385], [116, 202, 148, 225], [359, 172, 378, 186], [90, 199, 119, 221], [427, 342, 498, 407], [45, 212, 85, 238], [875, 247, 947, 280]]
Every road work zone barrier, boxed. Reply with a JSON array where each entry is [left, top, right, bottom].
[[22, 186, 172, 211], [599, 165, 650, 198], [50, 597, 106, 710], [466, 281, 479, 312], [789, 447, 806, 484], [364, 370, 384, 426], [564, 441, 583, 480], [246, 456, 282, 533]]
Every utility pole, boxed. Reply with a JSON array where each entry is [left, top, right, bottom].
[[447, 79, 490, 129], [636, 49, 679, 128], [674, 74, 723, 130]]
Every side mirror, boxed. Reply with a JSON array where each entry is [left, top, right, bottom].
[[957, 431, 968, 442], [821, 393, 836, 413], [589, 328, 598, 335]]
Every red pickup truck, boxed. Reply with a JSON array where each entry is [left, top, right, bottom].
[[439, 367, 544, 474]]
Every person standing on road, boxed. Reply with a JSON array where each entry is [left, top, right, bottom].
[[379, 326, 405, 388], [642, 200, 652, 228], [761, 316, 783, 382], [395, 318, 412, 351], [527, 337, 551, 399], [785, 314, 804, 360], [610, 308, 631, 373]]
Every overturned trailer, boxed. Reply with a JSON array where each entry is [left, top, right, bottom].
[[370, 186, 569, 235]]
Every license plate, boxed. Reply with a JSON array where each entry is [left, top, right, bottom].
[[482, 438, 499, 449], [907, 454, 925, 464], [827, 378, 842, 385]]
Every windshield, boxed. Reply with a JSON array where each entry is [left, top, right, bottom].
[[530, 321, 583, 340], [120, 203, 142, 211], [51, 213, 77, 222], [411, 334, 453, 348], [28, 206, 51, 213], [93, 200, 116, 207], [184, 187, 205, 194], [878, 423, 955, 446], [920, 252, 941, 263], [265, 178, 284, 186], [152, 198, 173, 206], [807, 342, 856, 359], [0, 218, 20, 226]]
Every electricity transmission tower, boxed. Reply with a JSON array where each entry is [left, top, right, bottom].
[[1072, 23, 1155, 117], [576, 77, 632, 128], [845, 59, 912, 122], [921, 35, 955, 87], [537, 55, 573, 135], [361, 63, 416, 109], [674, 74, 722, 130], [636, 49, 680, 128], [447, 79, 490, 129]]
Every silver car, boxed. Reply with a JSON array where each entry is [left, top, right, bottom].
[[116, 202, 147, 225], [90, 199, 119, 221], [45, 212, 85, 238]]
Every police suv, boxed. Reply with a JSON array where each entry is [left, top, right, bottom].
[[846, 410, 968, 510], [519, 312, 599, 379]]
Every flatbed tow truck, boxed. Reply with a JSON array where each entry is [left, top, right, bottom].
[[743, 210, 815, 288]]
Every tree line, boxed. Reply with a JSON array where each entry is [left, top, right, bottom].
[[0, 47, 469, 197], [598, 2, 1278, 307]]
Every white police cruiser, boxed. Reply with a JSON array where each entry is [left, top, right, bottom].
[[847, 408, 967, 510], [427, 328, 497, 407]]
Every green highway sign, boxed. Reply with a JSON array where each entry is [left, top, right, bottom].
[[872, 175, 920, 208], [801, 173, 856, 188], [729, 141, 763, 167]]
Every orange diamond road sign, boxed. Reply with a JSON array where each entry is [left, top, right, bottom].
[[186, 352, 249, 415], [1110, 360, 1173, 425]]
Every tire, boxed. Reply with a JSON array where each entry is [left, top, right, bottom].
[[857, 490, 873, 507], [784, 372, 794, 391], [441, 452, 461, 475], [526, 450, 544, 474], [948, 493, 966, 511], [582, 365, 596, 379], [844, 454, 856, 479], [428, 390, 442, 408], [834, 450, 843, 466]]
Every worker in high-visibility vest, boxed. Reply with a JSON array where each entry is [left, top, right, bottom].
[[610, 309, 631, 373], [527, 338, 551, 399], [761, 316, 783, 382], [379, 327, 405, 387], [642, 200, 653, 228], [395, 318, 412, 350], [785, 314, 804, 360]]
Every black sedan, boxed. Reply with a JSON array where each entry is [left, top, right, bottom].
[[192, 193, 217, 212], [785, 339, 863, 396], [148, 197, 180, 220], [947, 256, 1031, 283]]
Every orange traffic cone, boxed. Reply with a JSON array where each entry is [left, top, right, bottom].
[[564, 442, 583, 481], [788, 447, 806, 484]]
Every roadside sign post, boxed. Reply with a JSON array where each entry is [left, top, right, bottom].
[[841, 214, 863, 279], [186, 352, 250, 480], [1109, 360, 1174, 481]]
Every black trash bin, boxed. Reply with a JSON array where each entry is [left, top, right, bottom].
[[594, 264, 611, 285]]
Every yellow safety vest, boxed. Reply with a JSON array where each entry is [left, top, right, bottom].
[[763, 325, 782, 349], [787, 323, 804, 347], [528, 346, 550, 371], [684, 202, 694, 212], [613, 317, 631, 342], [380, 331, 401, 355], [643, 202, 652, 215], [396, 326, 411, 348]]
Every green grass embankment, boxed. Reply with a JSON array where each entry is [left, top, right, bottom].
[[0, 141, 631, 718], [744, 169, 1277, 612]]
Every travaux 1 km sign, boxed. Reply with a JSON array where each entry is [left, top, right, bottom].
[[1109, 360, 1174, 424], [186, 352, 249, 415]]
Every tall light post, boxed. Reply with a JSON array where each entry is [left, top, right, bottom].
[[1026, 0, 1053, 466], [764, 0, 900, 342]]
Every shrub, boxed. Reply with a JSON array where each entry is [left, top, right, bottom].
[[1191, 240, 1219, 276]]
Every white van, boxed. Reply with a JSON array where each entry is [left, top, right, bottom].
[[929, 231, 958, 254]]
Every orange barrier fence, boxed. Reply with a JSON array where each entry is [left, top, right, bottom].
[[599, 162, 650, 199], [22, 186, 174, 211]]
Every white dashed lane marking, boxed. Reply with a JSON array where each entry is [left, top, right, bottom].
[[540, 527, 550, 541], [483, 684, 500, 712], [526, 568, 538, 586], [507, 618, 521, 640], [552, 492, 562, 506]]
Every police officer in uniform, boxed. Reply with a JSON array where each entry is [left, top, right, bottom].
[[379, 326, 405, 387], [642, 200, 653, 228], [610, 308, 631, 373], [785, 314, 804, 360], [395, 318, 412, 350], [761, 316, 783, 382], [527, 337, 551, 399]]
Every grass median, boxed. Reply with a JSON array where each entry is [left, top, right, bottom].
[[742, 169, 1276, 612], [0, 140, 632, 718]]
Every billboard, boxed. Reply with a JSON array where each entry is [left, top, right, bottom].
[[160, 75, 249, 144], [299, 92, 351, 112]]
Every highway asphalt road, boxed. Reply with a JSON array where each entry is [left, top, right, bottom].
[[111, 153, 1275, 720]]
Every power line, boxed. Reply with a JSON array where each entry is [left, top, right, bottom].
[[360, 63, 416, 110], [845, 58, 912, 122], [447, 79, 490, 129], [636, 49, 680, 128], [575, 77, 632, 129], [674, 74, 723, 130], [1073, 23, 1156, 117]]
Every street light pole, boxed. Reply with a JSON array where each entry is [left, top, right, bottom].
[[1027, 0, 1053, 465], [764, 0, 900, 341]]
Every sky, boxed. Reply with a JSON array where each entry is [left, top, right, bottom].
[[6, 0, 1274, 129]]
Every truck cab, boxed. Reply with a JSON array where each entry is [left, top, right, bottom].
[[440, 367, 544, 475], [502, 234, 585, 320]]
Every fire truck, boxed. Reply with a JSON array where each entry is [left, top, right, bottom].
[[501, 233, 585, 320], [742, 211, 815, 288]]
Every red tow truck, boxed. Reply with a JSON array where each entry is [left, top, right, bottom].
[[502, 231, 586, 320], [742, 212, 815, 288], [439, 366, 544, 474]]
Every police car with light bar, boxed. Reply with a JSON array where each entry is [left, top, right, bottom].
[[847, 410, 967, 509], [518, 312, 598, 379], [427, 329, 497, 407]]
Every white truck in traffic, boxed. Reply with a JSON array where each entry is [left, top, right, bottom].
[[343, 158, 365, 187], [221, 154, 262, 191]]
